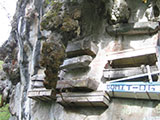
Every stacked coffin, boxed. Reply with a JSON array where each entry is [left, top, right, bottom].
[[28, 38, 110, 107], [58, 37, 100, 92], [106, 82, 160, 100], [28, 74, 56, 101], [57, 38, 109, 107], [103, 21, 160, 100]]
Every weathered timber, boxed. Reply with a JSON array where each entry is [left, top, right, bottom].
[[66, 39, 98, 58], [103, 66, 158, 80], [60, 55, 92, 70], [106, 82, 160, 100], [106, 47, 157, 68], [108, 70, 160, 83], [106, 22, 159, 36], [31, 80, 44, 88], [56, 78, 99, 92], [56, 91, 110, 107], [28, 89, 56, 102], [107, 91, 160, 100], [31, 74, 45, 89]]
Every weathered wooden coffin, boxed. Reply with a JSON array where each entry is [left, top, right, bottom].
[[31, 74, 45, 89], [56, 78, 99, 92], [60, 55, 92, 70], [30, 73, 99, 92], [31, 79, 44, 88], [106, 22, 159, 36], [28, 88, 56, 101], [56, 91, 110, 107], [66, 38, 98, 58], [106, 82, 160, 100], [106, 47, 157, 68], [103, 66, 158, 80], [106, 70, 160, 83]]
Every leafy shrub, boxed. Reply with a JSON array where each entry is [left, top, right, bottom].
[[0, 96, 10, 120]]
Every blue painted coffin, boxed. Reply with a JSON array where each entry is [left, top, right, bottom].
[[106, 82, 160, 100]]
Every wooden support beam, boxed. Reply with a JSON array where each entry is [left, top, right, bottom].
[[56, 91, 110, 107], [146, 65, 153, 82]]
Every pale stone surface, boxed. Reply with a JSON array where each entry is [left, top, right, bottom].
[[9, 116, 18, 120], [124, 34, 158, 49], [9, 83, 21, 117], [30, 99, 160, 120]]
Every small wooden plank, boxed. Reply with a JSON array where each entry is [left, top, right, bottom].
[[56, 91, 108, 97], [56, 78, 99, 92], [56, 91, 109, 107], [28, 89, 56, 101], [29, 88, 47, 91]]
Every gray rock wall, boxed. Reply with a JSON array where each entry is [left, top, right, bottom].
[[0, 0, 160, 120]]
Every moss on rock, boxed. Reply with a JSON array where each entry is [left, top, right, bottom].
[[40, 34, 65, 89], [41, 1, 81, 37]]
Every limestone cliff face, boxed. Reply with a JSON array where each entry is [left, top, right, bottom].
[[0, 0, 160, 120]]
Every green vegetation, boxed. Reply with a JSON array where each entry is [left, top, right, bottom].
[[0, 61, 10, 120], [0, 61, 3, 70], [0, 96, 10, 120]]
